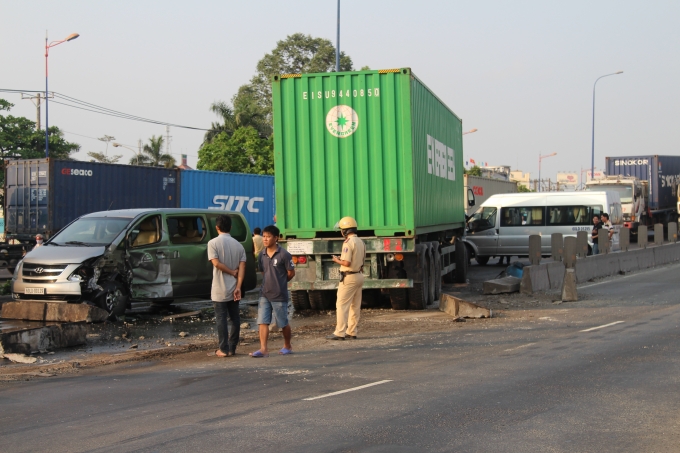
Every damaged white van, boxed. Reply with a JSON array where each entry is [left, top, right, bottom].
[[11, 208, 257, 317]]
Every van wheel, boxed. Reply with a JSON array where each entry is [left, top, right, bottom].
[[430, 243, 442, 303], [475, 256, 490, 266], [96, 281, 128, 320], [389, 288, 408, 310], [291, 290, 311, 311], [409, 245, 429, 310]]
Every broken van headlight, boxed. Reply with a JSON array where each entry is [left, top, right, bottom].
[[12, 261, 22, 280], [68, 265, 91, 283]]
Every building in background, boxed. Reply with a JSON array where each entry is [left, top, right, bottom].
[[556, 172, 578, 189], [480, 165, 511, 181], [510, 170, 531, 190], [178, 154, 193, 170]]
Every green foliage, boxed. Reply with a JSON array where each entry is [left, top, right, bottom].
[[0, 98, 80, 186], [0, 280, 11, 295], [87, 151, 122, 163], [464, 165, 482, 176], [517, 184, 533, 192], [197, 127, 273, 175], [133, 135, 175, 168]]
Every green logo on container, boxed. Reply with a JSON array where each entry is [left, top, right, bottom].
[[326, 105, 358, 138]]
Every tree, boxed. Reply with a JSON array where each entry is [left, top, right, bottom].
[[464, 165, 482, 176], [134, 135, 175, 168], [203, 101, 237, 144], [517, 184, 533, 192], [87, 151, 122, 164], [232, 33, 354, 133], [197, 127, 273, 175]]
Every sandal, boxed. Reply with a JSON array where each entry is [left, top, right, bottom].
[[279, 348, 293, 355], [249, 350, 269, 358]]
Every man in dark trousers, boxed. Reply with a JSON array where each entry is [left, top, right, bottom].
[[207, 215, 246, 357], [591, 215, 602, 255], [250, 225, 295, 357]]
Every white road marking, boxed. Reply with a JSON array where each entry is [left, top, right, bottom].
[[580, 321, 625, 332], [504, 342, 536, 352], [303, 380, 393, 401]]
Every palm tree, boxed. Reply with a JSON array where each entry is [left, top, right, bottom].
[[132, 135, 175, 168], [203, 101, 237, 144]]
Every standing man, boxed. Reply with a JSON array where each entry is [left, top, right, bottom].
[[591, 215, 602, 255], [252, 227, 264, 258], [327, 217, 366, 340], [250, 225, 295, 357], [601, 213, 615, 240], [207, 215, 246, 358], [34, 234, 44, 248]]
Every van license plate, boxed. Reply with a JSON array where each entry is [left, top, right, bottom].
[[25, 288, 45, 295]]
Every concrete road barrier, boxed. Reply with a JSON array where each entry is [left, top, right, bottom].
[[577, 231, 589, 257], [653, 242, 680, 265], [551, 233, 564, 262], [618, 250, 639, 273], [668, 222, 678, 244], [654, 224, 664, 245], [637, 247, 656, 269], [440, 294, 491, 318], [620, 227, 631, 251], [547, 262, 566, 290], [483, 277, 521, 295], [638, 226, 648, 248], [520, 264, 550, 294], [0, 322, 87, 355], [1, 301, 109, 323], [529, 235, 542, 265], [561, 268, 577, 302]]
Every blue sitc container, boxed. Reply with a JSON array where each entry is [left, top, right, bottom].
[[179, 170, 275, 232]]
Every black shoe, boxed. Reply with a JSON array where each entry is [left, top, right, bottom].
[[345, 335, 357, 339], [326, 334, 345, 340]]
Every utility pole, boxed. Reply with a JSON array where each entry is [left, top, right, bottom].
[[165, 126, 172, 156], [21, 92, 51, 130], [138, 139, 142, 165], [336, 0, 341, 72]]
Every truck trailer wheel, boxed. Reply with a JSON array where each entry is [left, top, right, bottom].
[[454, 242, 468, 283], [408, 244, 429, 310], [430, 242, 442, 303], [425, 243, 436, 305], [308, 290, 325, 311], [291, 290, 311, 311], [389, 289, 408, 310]]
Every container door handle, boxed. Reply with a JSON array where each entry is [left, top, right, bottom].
[[156, 251, 166, 259]]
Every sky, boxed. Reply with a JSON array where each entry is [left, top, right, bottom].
[[2, 0, 679, 185]]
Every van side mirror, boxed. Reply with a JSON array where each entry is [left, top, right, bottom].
[[467, 188, 476, 207]]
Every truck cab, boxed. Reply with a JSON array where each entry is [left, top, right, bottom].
[[586, 176, 647, 234]]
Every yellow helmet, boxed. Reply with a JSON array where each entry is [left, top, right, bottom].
[[336, 216, 358, 229]]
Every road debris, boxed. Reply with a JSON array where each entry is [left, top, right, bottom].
[[162, 311, 201, 321]]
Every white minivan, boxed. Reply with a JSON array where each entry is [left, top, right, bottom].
[[463, 191, 622, 265]]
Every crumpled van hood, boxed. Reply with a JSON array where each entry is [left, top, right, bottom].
[[22, 245, 106, 265]]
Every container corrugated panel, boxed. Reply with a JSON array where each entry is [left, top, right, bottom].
[[4, 159, 179, 236], [464, 175, 519, 215], [606, 155, 680, 211], [179, 170, 275, 231], [272, 68, 466, 239]]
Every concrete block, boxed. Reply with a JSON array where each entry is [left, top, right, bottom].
[[599, 230, 611, 254], [638, 225, 648, 248], [668, 222, 678, 244], [551, 233, 564, 262], [576, 231, 589, 258], [563, 237, 577, 268], [653, 242, 680, 266], [0, 322, 87, 355], [575, 257, 595, 283], [1, 301, 109, 323], [654, 224, 664, 245], [618, 250, 639, 273], [619, 227, 630, 251], [528, 235, 542, 265], [520, 264, 550, 294], [637, 248, 655, 269], [561, 269, 578, 301], [546, 261, 566, 290], [483, 276, 521, 295], [439, 294, 491, 318]]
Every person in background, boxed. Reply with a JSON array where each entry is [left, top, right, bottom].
[[33, 234, 44, 248], [601, 213, 614, 240], [591, 215, 602, 255], [207, 215, 246, 358], [250, 225, 295, 358], [327, 217, 366, 341], [252, 227, 264, 258]]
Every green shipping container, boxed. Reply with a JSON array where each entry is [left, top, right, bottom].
[[272, 68, 465, 239]]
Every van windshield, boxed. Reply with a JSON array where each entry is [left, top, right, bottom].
[[51, 217, 131, 246]]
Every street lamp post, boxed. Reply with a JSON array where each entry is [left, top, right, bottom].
[[538, 152, 557, 192], [463, 128, 478, 135], [591, 71, 623, 181], [45, 32, 79, 158], [113, 142, 142, 165]]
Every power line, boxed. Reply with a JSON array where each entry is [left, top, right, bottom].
[[0, 88, 209, 131]]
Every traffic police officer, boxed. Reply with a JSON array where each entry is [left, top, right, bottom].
[[327, 217, 366, 340]]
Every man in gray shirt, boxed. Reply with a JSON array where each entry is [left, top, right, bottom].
[[207, 215, 246, 357]]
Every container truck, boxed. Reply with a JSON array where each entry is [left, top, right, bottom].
[[4, 159, 179, 247], [586, 155, 680, 236], [272, 68, 474, 311]]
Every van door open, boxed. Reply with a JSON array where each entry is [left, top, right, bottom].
[[467, 206, 498, 257]]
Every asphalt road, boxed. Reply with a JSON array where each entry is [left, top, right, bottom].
[[1, 263, 679, 452]]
